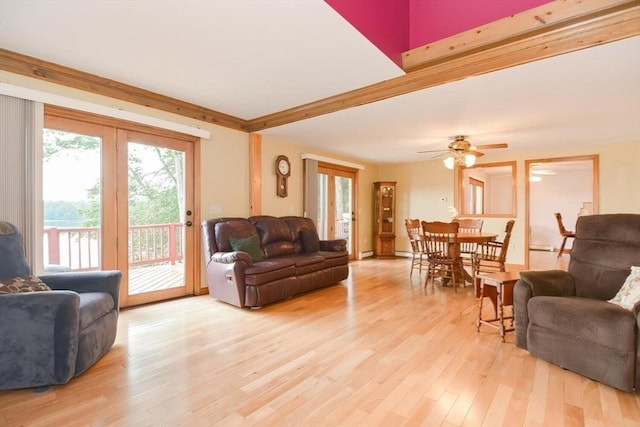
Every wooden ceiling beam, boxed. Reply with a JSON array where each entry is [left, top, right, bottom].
[[246, 0, 640, 132], [402, 0, 639, 72], [0, 48, 250, 132]]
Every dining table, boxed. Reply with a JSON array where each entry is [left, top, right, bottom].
[[451, 232, 498, 284]]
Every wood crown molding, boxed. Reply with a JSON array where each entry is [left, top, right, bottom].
[[0, 48, 249, 132], [1, 0, 638, 134]]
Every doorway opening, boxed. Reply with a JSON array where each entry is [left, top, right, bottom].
[[525, 155, 598, 269]]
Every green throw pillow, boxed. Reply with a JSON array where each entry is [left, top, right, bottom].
[[229, 234, 263, 261]]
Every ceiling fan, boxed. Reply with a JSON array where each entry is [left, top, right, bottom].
[[418, 135, 508, 169]]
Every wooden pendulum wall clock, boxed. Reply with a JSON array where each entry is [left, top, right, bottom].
[[275, 155, 290, 197]]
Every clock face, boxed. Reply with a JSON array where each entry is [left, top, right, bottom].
[[278, 159, 290, 175]]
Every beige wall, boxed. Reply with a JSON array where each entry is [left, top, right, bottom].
[[259, 134, 380, 257], [3, 71, 638, 274]]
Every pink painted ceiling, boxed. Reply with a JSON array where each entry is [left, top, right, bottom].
[[325, 0, 553, 66]]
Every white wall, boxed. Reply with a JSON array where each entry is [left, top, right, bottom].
[[487, 173, 512, 214], [529, 168, 592, 250]]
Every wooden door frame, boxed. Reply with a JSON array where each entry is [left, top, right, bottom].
[[44, 106, 201, 307], [524, 154, 599, 269], [318, 163, 358, 260]]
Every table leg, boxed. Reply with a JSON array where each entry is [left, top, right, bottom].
[[476, 279, 484, 331], [497, 284, 505, 342]]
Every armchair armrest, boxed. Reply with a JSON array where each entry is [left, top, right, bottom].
[[513, 270, 575, 350], [0, 291, 80, 389], [40, 270, 122, 310], [320, 239, 347, 252], [518, 270, 576, 297], [211, 251, 253, 265], [206, 252, 252, 308]]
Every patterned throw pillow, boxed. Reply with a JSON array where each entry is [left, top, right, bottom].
[[608, 266, 640, 311], [0, 275, 52, 294]]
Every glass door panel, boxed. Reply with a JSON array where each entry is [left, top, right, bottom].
[[334, 174, 353, 254], [317, 166, 356, 259], [126, 142, 185, 294], [122, 132, 193, 306], [42, 128, 102, 273]]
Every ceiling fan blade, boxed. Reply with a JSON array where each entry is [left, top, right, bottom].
[[429, 152, 451, 160], [417, 149, 448, 154], [474, 143, 508, 150], [467, 150, 485, 157]]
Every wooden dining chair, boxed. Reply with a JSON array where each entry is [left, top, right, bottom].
[[472, 220, 516, 313], [421, 220, 463, 293], [472, 220, 515, 278], [454, 218, 484, 267], [404, 219, 426, 276], [554, 212, 576, 258]]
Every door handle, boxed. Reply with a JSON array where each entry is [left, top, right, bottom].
[[185, 221, 193, 227]]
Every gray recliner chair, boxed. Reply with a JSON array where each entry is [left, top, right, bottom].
[[0, 221, 121, 390], [514, 214, 640, 392]]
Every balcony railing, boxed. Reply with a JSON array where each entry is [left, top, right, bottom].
[[315, 218, 350, 241], [44, 223, 184, 272]]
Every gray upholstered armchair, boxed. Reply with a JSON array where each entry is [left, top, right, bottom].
[[0, 221, 121, 390], [514, 214, 640, 392]]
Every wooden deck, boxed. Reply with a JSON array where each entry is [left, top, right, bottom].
[[128, 262, 184, 295]]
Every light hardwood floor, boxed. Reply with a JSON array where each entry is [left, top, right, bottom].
[[1, 257, 638, 426]]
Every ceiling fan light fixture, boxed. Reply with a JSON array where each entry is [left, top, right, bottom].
[[464, 153, 476, 167], [443, 152, 476, 169], [443, 156, 455, 169]]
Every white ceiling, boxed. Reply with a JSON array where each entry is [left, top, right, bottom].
[[1, 0, 639, 164]]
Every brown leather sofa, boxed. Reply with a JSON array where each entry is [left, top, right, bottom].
[[514, 214, 640, 392], [201, 216, 349, 308]]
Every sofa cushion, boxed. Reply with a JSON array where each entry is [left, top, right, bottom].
[[252, 217, 296, 257], [0, 275, 51, 294], [244, 258, 296, 286], [291, 254, 325, 275], [78, 292, 115, 329], [214, 220, 257, 252], [300, 229, 320, 253], [528, 296, 636, 353], [229, 234, 263, 262], [318, 251, 350, 268], [608, 266, 640, 311]]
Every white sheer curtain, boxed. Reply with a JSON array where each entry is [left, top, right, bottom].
[[0, 94, 43, 272]]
